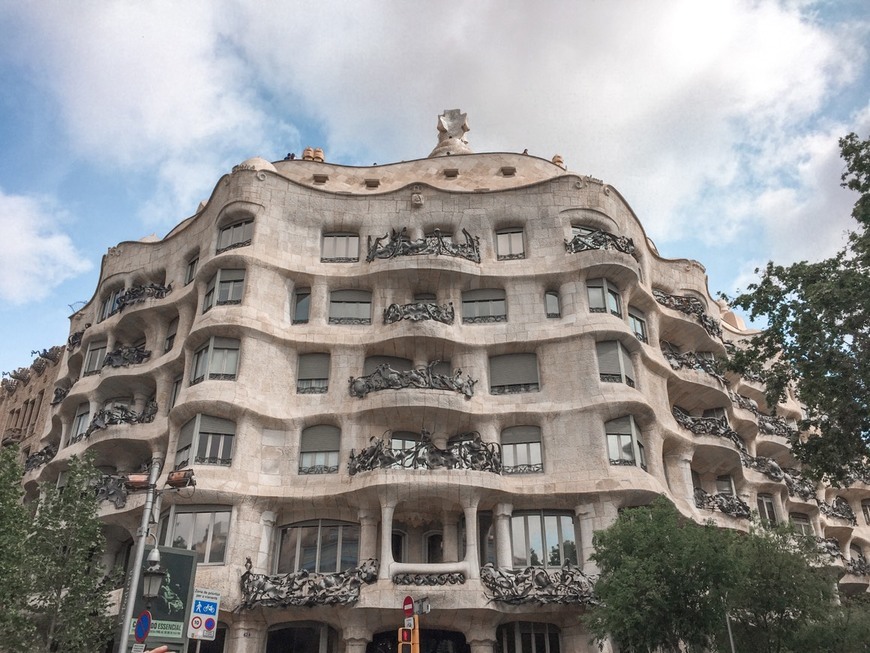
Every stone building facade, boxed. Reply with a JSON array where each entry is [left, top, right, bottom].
[[16, 112, 870, 653]]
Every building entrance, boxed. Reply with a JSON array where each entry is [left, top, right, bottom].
[[367, 628, 470, 653]]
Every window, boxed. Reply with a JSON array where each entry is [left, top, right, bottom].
[[185, 256, 199, 285], [392, 531, 406, 563], [490, 353, 539, 395], [190, 337, 240, 384], [605, 416, 646, 470], [321, 233, 359, 262], [497, 622, 561, 653], [175, 415, 235, 469], [266, 624, 337, 653], [496, 228, 525, 260], [715, 475, 734, 496], [329, 289, 371, 324], [596, 341, 636, 387], [502, 426, 543, 474], [462, 289, 507, 323], [276, 520, 360, 573], [69, 403, 90, 445], [790, 512, 813, 536], [83, 341, 107, 376], [158, 506, 230, 564], [297, 353, 330, 394], [510, 511, 577, 568], [99, 288, 123, 321], [863, 500, 870, 525], [169, 375, 183, 409], [425, 532, 444, 563], [628, 307, 648, 343], [216, 219, 253, 253], [203, 269, 245, 312], [299, 425, 340, 474], [703, 407, 728, 422], [164, 317, 178, 352], [850, 544, 866, 563], [544, 291, 561, 318], [293, 288, 311, 324], [587, 278, 621, 317], [757, 493, 777, 525], [391, 431, 420, 468]]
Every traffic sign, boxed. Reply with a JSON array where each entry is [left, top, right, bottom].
[[414, 597, 431, 614], [402, 595, 414, 617], [188, 588, 222, 641], [404, 617, 415, 629], [134, 610, 151, 644]]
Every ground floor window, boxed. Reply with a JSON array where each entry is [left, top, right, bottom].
[[497, 622, 560, 653], [266, 622, 337, 653]]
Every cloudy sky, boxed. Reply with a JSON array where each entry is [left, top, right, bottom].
[[0, 0, 868, 374]]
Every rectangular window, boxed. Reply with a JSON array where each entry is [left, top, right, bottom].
[[587, 279, 621, 317], [462, 289, 507, 323], [190, 337, 240, 384], [164, 318, 178, 352], [596, 341, 636, 387], [159, 507, 230, 564], [328, 290, 371, 324], [169, 375, 183, 409], [83, 342, 107, 376], [203, 269, 245, 312], [277, 520, 360, 573], [322, 233, 360, 262], [175, 415, 235, 469], [703, 407, 728, 423], [299, 425, 341, 474], [545, 291, 561, 318], [217, 219, 253, 253], [99, 288, 123, 321], [716, 475, 734, 496], [863, 500, 870, 525], [293, 288, 311, 324], [69, 403, 90, 445], [605, 416, 646, 470], [185, 257, 199, 285], [510, 512, 577, 568], [790, 512, 813, 536], [628, 307, 648, 343], [489, 353, 540, 395], [757, 494, 777, 526], [297, 353, 330, 394], [496, 229, 525, 260], [390, 431, 421, 469], [502, 426, 543, 474]]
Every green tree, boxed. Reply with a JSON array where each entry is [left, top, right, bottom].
[[794, 594, 870, 653], [727, 133, 870, 482], [0, 452, 115, 653], [585, 497, 739, 653], [0, 446, 38, 651]]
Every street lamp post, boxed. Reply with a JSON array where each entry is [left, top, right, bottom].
[[117, 453, 163, 653]]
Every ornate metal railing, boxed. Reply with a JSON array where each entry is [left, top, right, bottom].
[[102, 345, 152, 369], [95, 475, 128, 509], [846, 556, 870, 576], [818, 497, 857, 525], [328, 316, 370, 325], [298, 464, 339, 475], [349, 431, 501, 475], [393, 572, 465, 585], [503, 463, 544, 475], [653, 289, 722, 339], [239, 557, 378, 609], [609, 458, 648, 472], [67, 324, 91, 351], [50, 386, 69, 405], [491, 382, 540, 395], [116, 283, 172, 311], [24, 444, 57, 472], [216, 240, 251, 255], [349, 362, 476, 399], [564, 228, 636, 256], [757, 414, 797, 439], [693, 487, 751, 519], [661, 342, 726, 384], [296, 381, 328, 394], [69, 402, 158, 445], [463, 314, 507, 324], [480, 563, 598, 605], [366, 228, 480, 263], [384, 302, 455, 325], [672, 406, 747, 453]]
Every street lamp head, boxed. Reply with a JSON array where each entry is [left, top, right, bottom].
[[142, 548, 165, 600]]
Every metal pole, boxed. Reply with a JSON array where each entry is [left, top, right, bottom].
[[725, 609, 736, 653], [117, 453, 164, 653]]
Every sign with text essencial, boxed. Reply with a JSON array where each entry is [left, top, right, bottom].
[[188, 588, 221, 640], [125, 546, 197, 648]]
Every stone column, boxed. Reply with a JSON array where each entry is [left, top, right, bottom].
[[379, 500, 396, 580], [664, 449, 695, 502], [494, 503, 513, 569], [442, 511, 459, 562], [574, 502, 596, 571], [358, 508, 379, 561], [310, 281, 327, 324], [461, 494, 480, 579], [343, 623, 372, 653], [469, 637, 497, 653], [226, 620, 265, 653], [255, 510, 277, 572]]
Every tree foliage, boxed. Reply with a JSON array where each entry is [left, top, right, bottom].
[[727, 133, 870, 482], [586, 497, 845, 653], [0, 450, 114, 653]]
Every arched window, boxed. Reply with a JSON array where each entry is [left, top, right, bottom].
[[217, 219, 253, 253]]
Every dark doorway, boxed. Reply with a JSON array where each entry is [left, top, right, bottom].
[[367, 628, 470, 653]]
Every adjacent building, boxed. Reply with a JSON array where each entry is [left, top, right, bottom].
[[10, 110, 870, 653]]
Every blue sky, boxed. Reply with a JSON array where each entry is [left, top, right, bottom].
[[0, 0, 868, 374]]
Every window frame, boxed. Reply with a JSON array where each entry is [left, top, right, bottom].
[[462, 288, 507, 324], [216, 219, 253, 254], [158, 505, 231, 565], [299, 425, 340, 474], [510, 511, 578, 569], [203, 269, 245, 312], [321, 233, 360, 263], [501, 426, 543, 475], [596, 340, 636, 388], [757, 493, 778, 526], [83, 341, 107, 376], [489, 353, 540, 395], [292, 287, 311, 324], [790, 512, 813, 536], [185, 256, 199, 285], [496, 228, 525, 260], [190, 336, 240, 385], [164, 317, 179, 352], [863, 500, 870, 526], [628, 306, 648, 343], [328, 289, 372, 325], [99, 288, 123, 322], [587, 278, 622, 317], [297, 353, 330, 394], [605, 416, 647, 471], [497, 622, 561, 653], [174, 414, 235, 469], [69, 402, 91, 445], [276, 519, 360, 574], [544, 291, 561, 318]]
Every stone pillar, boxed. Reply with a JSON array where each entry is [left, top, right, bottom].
[[469, 637, 497, 653], [494, 503, 513, 569], [226, 620, 265, 653], [310, 280, 327, 324], [574, 502, 596, 571], [255, 510, 277, 572], [379, 500, 396, 579], [462, 496, 481, 579], [664, 449, 695, 502], [345, 637, 369, 653], [442, 511, 459, 562], [343, 623, 372, 653], [359, 508, 379, 561]]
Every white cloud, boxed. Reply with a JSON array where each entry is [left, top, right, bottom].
[[0, 190, 92, 304]]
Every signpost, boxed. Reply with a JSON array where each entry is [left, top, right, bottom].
[[134, 610, 152, 643], [398, 596, 425, 653], [402, 595, 414, 617], [188, 588, 222, 644]]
